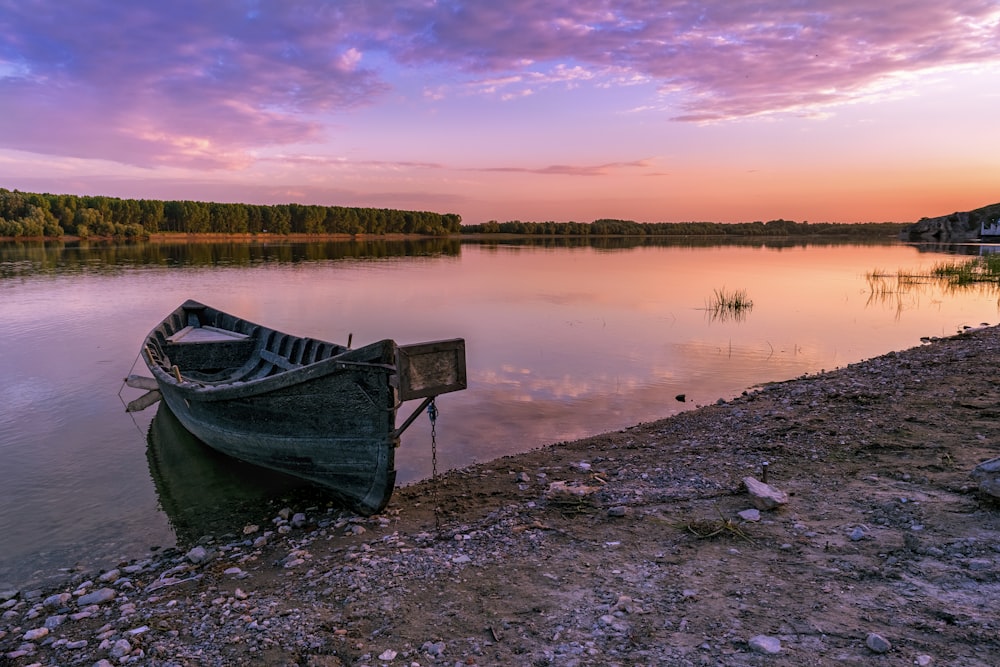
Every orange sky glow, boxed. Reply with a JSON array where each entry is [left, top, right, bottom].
[[0, 2, 997, 224]]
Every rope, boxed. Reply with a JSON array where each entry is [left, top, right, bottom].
[[117, 352, 148, 438]]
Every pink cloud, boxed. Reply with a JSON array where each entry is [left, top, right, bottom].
[[1, 0, 997, 168]]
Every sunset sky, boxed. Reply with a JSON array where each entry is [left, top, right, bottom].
[[1, 1, 998, 224]]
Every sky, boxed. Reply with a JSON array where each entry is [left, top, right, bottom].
[[0, 1, 998, 225]]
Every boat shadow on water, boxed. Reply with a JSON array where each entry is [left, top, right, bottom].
[[145, 403, 340, 545]]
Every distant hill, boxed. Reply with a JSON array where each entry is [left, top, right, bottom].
[[901, 202, 1000, 242]]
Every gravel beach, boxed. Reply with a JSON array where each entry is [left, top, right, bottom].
[[3, 325, 1000, 666]]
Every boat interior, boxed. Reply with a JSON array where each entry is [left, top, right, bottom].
[[145, 301, 365, 385]]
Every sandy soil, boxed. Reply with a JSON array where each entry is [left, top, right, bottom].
[[4, 326, 1000, 666]]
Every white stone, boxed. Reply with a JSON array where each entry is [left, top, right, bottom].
[[748, 634, 781, 654], [378, 649, 398, 661], [743, 476, 789, 510], [738, 508, 761, 522]]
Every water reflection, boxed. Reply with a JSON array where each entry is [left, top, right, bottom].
[[0, 235, 917, 280], [0, 237, 463, 278], [146, 403, 338, 544]]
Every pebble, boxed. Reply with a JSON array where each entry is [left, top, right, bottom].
[[76, 588, 115, 606], [748, 634, 781, 654], [865, 632, 892, 653], [186, 545, 210, 564]]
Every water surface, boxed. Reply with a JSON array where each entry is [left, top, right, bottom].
[[0, 237, 995, 589]]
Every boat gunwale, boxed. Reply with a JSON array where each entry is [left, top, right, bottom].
[[143, 299, 398, 402]]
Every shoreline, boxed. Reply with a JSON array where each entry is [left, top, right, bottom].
[[4, 327, 1000, 665]]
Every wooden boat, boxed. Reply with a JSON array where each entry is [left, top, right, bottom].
[[136, 299, 466, 515]]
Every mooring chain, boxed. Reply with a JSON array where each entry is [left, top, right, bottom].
[[427, 398, 440, 529]]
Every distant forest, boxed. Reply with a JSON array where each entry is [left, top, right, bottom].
[[0, 188, 906, 239], [463, 218, 907, 237], [0, 189, 462, 238]]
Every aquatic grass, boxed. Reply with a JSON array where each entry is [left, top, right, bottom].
[[866, 257, 1000, 307], [930, 255, 1000, 286], [705, 287, 753, 322]]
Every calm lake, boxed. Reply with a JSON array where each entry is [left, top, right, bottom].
[[1, 237, 995, 589]]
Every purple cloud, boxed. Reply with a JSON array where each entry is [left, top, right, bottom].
[[478, 160, 652, 176], [1, 0, 997, 168]]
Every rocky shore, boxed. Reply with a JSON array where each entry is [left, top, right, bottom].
[[4, 326, 1000, 666]]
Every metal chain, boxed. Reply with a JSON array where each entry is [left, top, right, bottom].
[[427, 398, 440, 530]]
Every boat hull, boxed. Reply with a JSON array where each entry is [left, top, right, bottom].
[[142, 300, 401, 515]]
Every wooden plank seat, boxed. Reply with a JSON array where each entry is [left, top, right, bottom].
[[167, 325, 250, 344]]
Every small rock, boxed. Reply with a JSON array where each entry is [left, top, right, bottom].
[[737, 508, 761, 522], [76, 588, 116, 606], [291, 512, 307, 528], [915, 655, 933, 666], [23, 627, 49, 641], [608, 506, 630, 517], [378, 649, 398, 661], [186, 546, 210, 564], [422, 640, 446, 657], [748, 634, 781, 654], [968, 558, 992, 571], [43, 592, 72, 608], [865, 632, 891, 653], [743, 476, 789, 510], [515, 472, 531, 483], [849, 526, 866, 541], [971, 457, 1000, 498], [110, 638, 132, 658], [98, 569, 120, 583]]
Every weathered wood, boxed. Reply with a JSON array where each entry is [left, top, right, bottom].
[[139, 299, 466, 515], [126, 374, 159, 391], [126, 389, 162, 412], [396, 339, 468, 401]]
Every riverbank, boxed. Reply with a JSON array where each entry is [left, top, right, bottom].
[[4, 326, 1000, 666]]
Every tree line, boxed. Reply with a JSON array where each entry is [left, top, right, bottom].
[[1, 187, 908, 240], [463, 218, 907, 237], [0, 189, 463, 239]]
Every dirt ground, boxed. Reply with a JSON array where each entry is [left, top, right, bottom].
[[4, 326, 1000, 666]]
